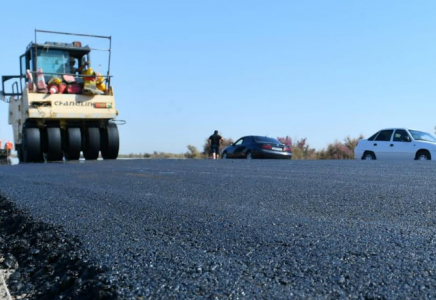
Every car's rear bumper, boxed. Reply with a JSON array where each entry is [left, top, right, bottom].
[[255, 149, 292, 159]]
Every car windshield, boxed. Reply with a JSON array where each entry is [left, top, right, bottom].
[[409, 130, 436, 142], [254, 136, 281, 144]]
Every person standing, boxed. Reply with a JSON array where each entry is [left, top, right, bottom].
[[5, 141, 12, 156], [208, 130, 224, 159]]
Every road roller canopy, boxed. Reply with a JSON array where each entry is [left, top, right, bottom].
[[1, 29, 112, 99], [26, 42, 91, 77]]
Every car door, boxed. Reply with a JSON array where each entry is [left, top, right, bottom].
[[227, 138, 243, 158], [390, 129, 415, 159], [225, 140, 238, 158], [231, 138, 245, 158], [241, 136, 253, 157], [372, 129, 394, 159]]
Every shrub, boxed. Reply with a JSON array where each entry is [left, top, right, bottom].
[[143, 151, 185, 159], [317, 135, 363, 159], [185, 145, 205, 159], [277, 136, 316, 160]]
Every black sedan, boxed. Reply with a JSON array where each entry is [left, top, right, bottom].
[[221, 136, 292, 159]]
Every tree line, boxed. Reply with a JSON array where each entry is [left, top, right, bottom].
[[118, 134, 364, 160]]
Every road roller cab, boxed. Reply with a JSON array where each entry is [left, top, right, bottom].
[[0, 30, 120, 163]]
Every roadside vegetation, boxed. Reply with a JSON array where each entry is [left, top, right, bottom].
[[118, 135, 363, 160], [276, 135, 363, 160]]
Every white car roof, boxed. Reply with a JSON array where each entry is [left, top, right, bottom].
[[378, 128, 426, 132]]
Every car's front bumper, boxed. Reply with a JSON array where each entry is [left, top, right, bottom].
[[354, 149, 363, 160]]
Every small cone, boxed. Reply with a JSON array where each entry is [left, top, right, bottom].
[[49, 84, 58, 94], [58, 83, 67, 94], [36, 68, 47, 90], [26, 69, 35, 92]]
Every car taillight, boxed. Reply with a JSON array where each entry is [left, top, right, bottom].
[[262, 145, 273, 150], [285, 147, 291, 152]]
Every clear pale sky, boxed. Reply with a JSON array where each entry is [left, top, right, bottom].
[[1, 1, 436, 154]]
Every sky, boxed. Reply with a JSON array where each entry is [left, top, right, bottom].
[[1, 1, 436, 154]]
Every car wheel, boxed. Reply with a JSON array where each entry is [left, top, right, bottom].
[[362, 152, 376, 160], [416, 150, 430, 160], [246, 152, 252, 159], [222, 152, 228, 159]]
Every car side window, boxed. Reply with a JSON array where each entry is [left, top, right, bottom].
[[242, 137, 251, 145], [393, 130, 411, 142], [234, 139, 243, 146], [375, 130, 393, 142]]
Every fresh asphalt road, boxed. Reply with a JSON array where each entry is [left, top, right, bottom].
[[0, 159, 436, 299]]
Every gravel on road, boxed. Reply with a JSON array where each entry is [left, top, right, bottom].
[[0, 159, 435, 299]]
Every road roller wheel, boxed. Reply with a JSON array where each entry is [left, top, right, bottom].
[[23, 126, 42, 163], [17, 144, 23, 163], [65, 127, 82, 160], [101, 123, 119, 159], [46, 126, 63, 161], [83, 127, 100, 160]]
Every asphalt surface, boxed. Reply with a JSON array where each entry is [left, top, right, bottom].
[[0, 159, 436, 299]]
